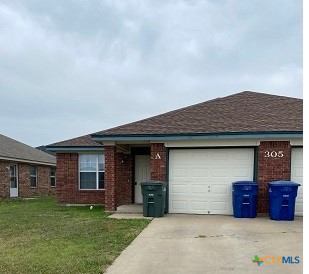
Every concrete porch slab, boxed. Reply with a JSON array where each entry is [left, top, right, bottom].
[[108, 213, 153, 220], [107, 204, 151, 219], [115, 204, 143, 214]]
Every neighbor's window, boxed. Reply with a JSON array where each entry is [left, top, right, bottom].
[[50, 167, 56, 187], [30, 166, 37, 188], [79, 154, 105, 190]]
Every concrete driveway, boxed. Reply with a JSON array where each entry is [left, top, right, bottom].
[[105, 214, 302, 274]]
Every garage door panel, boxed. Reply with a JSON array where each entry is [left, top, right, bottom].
[[232, 168, 252, 177], [191, 167, 209, 178], [170, 167, 188, 179], [291, 148, 303, 216], [211, 168, 229, 178], [169, 148, 254, 215], [212, 151, 229, 160], [295, 203, 302, 215], [210, 201, 229, 213], [296, 187, 302, 202], [191, 200, 207, 211], [293, 167, 303, 180], [210, 184, 228, 195], [171, 184, 187, 194], [192, 151, 211, 160], [171, 200, 187, 212], [233, 151, 253, 160], [170, 151, 190, 162], [191, 184, 208, 194]]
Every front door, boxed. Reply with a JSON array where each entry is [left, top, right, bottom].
[[10, 164, 18, 197], [134, 155, 151, 204]]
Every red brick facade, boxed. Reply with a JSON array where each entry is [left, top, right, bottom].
[[150, 143, 167, 181], [0, 161, 10, 198], [105, 146, 117, 210], [105, 148, 133, 210], [257, 141, 291, 213], [116, 153, 133, 206], [55, 141, 298, 214], [56, 153, 105, 204], [0, 160, 56, 199], [56, 149, 133, 210]]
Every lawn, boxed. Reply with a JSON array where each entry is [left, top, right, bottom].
[[0, 197, 150, 273]]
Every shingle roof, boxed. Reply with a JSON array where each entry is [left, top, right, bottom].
[[48, 91, 303, 148], [94, 91, 302, 136], [48, 134, 103, 147], [0, 134, 56, 165]]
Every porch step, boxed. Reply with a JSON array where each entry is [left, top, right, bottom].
[[115, 204, 143, 214]]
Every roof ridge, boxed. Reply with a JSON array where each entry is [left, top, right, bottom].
[[93, 91, 241, 135], [94, 91, 301, 136], [48, 90, 303, 147]]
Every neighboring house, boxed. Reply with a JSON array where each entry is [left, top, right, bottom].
[[47, 91, 303, 215], [0, 134, 56, 198]]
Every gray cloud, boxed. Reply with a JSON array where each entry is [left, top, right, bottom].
[[0, 0, 302, 146]]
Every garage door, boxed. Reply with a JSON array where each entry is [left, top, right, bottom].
[[169, 148, 255, 215], [291, 147, 303, 216]]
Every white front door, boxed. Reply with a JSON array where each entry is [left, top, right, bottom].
[[169, 148, 254, 215], [10, 164, 18, 197], [291, 147, 303, 216], [135, 155, 151, 204]]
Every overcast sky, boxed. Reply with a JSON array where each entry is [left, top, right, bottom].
[[0, 0, 302, 147]]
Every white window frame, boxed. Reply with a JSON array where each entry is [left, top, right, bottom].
[[30, 166, 37, 188], [50, 167, 56, 187], [79, 154, 105, 190]]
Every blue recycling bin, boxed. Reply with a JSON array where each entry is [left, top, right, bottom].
[[268, 181, 300, 221], [232, 181, 258, 218]]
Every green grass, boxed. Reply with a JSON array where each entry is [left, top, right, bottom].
[[0, 197, 150, 274]]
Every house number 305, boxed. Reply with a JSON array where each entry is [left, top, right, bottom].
[[264, 151, 284, 158]]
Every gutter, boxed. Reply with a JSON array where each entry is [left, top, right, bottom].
[[91, 131, 303, 142], [46, 146, 104, 152], [0, 156, 56, 167]]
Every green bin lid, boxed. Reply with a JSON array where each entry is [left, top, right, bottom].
[[141, 181, 167, 186]]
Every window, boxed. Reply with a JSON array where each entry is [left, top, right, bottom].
[[50, 168, 56, 187], [79, 154, 105, 190], [30, 166, 37, 188]]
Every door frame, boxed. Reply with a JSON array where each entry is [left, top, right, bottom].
[[9, 163, 19, 198]]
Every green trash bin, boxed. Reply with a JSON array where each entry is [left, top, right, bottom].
[[141, 181, 167, 217]]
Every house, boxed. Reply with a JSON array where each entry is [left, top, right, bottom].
[[0, 134, 56, 198], [47, 91, 303, 215]]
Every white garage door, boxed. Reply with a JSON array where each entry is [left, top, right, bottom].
[[169, 148, 255, 215], [291, 147, 303, 216]]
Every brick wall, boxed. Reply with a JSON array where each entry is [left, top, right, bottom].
[[105, 146, 117, 210], [116, 153, 133, 206], [0, 161, 10, 198], [257, 141, 291, 213], [56, 153, 105, 204], [150, 143, 167, 181], [19, 164, 56, 197], [0, 160, 56, 198]]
